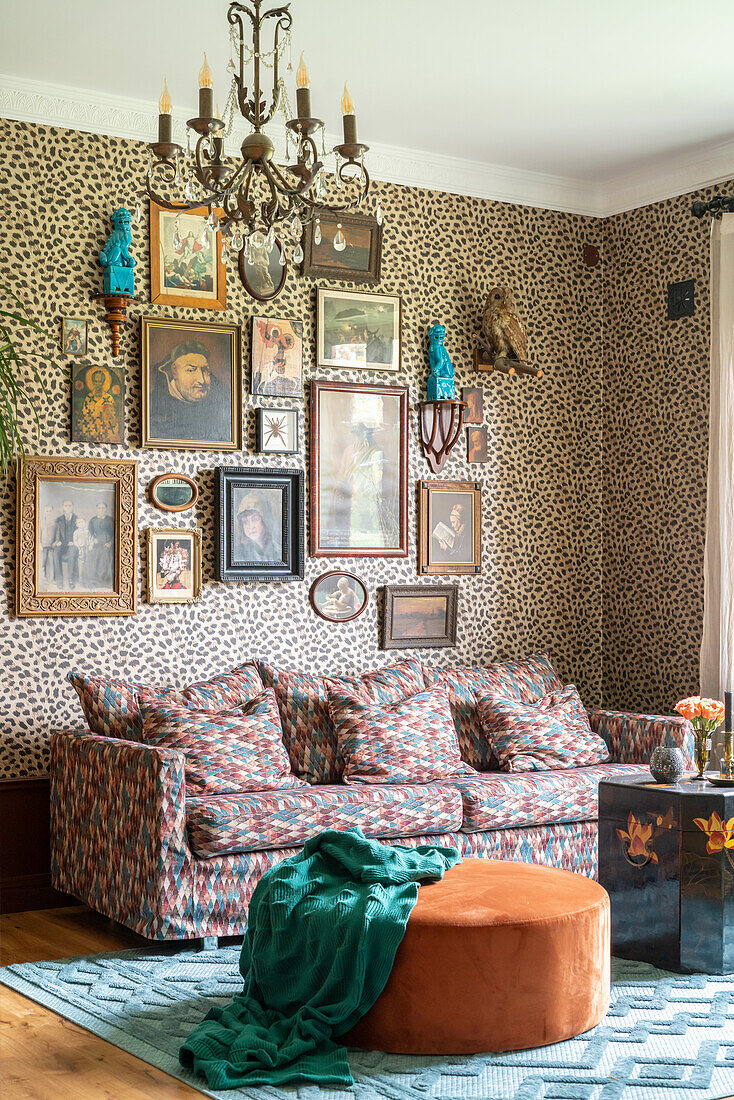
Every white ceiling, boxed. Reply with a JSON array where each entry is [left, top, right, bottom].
[[2, 0, 734, 215]]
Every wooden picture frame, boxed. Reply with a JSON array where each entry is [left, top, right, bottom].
[[215, 466, 304, 583], [317, 288, 401, 372], [302, 211, 382, 284], [381, 584, 459, 649], [149, 200, 226, 310], [256, 407, 299, 454], [148, 472, 198, 513], [16, 455, 137, 617], [145, 527, 202, 604], [310, 570, 369, 623], [251, 317, 303, 397], [309, 379, 409, 558], [418, 479, 482, 575], [141, 316, 242, 451]]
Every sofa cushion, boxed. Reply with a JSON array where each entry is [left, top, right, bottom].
[[326, 680, 474, 785], [255, 658, 427, 783], [186, 782, 463, 858], [478, 685, 609, 772], [138, 664, 264, 711], [423, 653, 563, 769], [68, 663, 263, 742], [452, 762, 649, 832], [139, 689, 304, 795]]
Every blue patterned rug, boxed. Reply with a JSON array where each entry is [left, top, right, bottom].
[[3, 946, 734, 1099]]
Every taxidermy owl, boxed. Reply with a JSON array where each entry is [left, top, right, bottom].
[[478, 286, 528, 365]]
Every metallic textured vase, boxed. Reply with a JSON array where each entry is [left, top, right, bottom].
[[649, 746, 686, 784]]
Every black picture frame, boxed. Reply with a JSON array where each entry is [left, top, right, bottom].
[[215, 466, 304, 582], [381, 584, 459, 649]]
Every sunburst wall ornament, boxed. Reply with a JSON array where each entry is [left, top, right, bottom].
[[141, 0, 375, 301]]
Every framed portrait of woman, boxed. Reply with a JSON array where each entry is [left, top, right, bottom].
[[418, 479, 482, 575], [215, 466, 304, 582], [309, 380, 408, 557]]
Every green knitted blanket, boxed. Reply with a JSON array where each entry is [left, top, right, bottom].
[[179, 828, 460, 1089]]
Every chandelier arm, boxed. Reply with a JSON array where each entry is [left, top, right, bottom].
[[260, 163, 281, 223]]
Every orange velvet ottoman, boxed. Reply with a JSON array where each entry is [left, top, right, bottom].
[[344, 858, 610, 1055]]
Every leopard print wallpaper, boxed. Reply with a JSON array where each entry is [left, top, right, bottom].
[[0, 118, 609, 779], [601, 179, 733, 715]]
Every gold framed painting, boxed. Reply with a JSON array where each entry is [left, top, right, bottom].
[[16, 455, 137, 617], [149, 201, 226, 310], [145, 527, 202, 604], [141, 316, 242, 451], [418, 479, 482, 576]]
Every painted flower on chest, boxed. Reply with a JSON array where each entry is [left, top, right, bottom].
[[617, 812, 658, 865], [693, 811, 734, 854]]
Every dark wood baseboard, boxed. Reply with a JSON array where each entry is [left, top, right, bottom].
[[0, 776, 74, 913]]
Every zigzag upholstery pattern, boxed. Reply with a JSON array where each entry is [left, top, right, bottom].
[[256, 658, 427, 783], [67, 672, 168, 741], [138, 689, 303, 796], [186, 783, 463, 858], [423, 653, 564, 768], [478, 685, 610, 772], [460, 821, 598, 878], [140, 664, 264, 710], [587, 708, 695, 767], [453, 762, 648, 832]]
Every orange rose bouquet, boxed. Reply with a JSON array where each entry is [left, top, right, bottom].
[[675, 695, 726, 778]]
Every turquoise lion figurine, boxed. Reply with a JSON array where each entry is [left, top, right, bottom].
[[426, 323, 456, 400], [99, 207, 136, 295]]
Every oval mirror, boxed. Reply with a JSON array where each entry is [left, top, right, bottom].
[[148, 472, 199, 513]]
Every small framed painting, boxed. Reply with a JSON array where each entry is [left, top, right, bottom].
[[148, 472, 198, 513], [61, 318, 87, 355], [467, 425, 488, 462], [251, 317, 303, 397], [418, 479, 482, 576], [141, 316, 242, 451], [381, 585, 459, 650], [146, 527, 202, 604], [302, 211, 382, 284], [215, 466, 304, 583], [462, 386, 484, 424], [310, 570, 368, 623], [149, 201, 226, 310], [70, 363, 125, 445], [15, 454, 137, 617], [317, 288, 400, 372], [256, 408, 298, 454], [238, 239, 287, 302]]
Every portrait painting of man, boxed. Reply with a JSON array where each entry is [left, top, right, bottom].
[[462, 386, 484, 425], [142, 318, 241, 450], [71, 363, 125, 444], [36, 480, 117, 595], [467, 425, 488, 462]]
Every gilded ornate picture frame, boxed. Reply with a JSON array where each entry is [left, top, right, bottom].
[[149, 201, 226, 310], [418, 479, 482, 576], [16, 455, 137, 617], [145, 527, 202, 604]]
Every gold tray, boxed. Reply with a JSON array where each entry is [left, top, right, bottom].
[[706, 775, 734, 787]]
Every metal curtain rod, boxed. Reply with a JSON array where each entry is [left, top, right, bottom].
[[692, 197, 734, 218]]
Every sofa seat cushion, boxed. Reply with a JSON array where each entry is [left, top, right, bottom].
[[186, 782, 463, 858], [452, 762, 649, 833]]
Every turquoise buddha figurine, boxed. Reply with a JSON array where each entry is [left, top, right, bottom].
[[426, 323, 456, 400], [99, 207, 136, 295]]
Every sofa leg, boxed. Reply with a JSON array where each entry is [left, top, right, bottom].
[[200, 936, 219, 951]]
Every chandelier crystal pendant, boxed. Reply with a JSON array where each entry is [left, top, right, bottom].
[[144, 0, 372, 301]]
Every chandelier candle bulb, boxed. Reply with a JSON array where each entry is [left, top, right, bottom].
[[212, 103, 224, 159], [198, 53, 214, 118], [341, 82, 357, 145], [158, 79, 172, 144], [295, 52, 311, 119]]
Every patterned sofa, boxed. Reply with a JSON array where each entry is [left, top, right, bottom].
[[50, 655, 694, 942]]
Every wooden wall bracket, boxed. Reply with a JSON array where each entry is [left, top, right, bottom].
[[418, 400, 467, 474], [93, 293, 135, 358], [473, 347, 542, 377]]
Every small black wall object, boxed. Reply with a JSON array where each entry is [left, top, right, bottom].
[[667, 279, 695, 320]]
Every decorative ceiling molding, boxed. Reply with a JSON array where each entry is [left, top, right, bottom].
[[1, 73, 733, 218]]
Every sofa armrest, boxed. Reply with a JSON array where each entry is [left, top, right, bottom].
[[587, 709, 694, 768], [50, 729, 193, 937]]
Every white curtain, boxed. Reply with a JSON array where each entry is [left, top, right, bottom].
[[700, 213, 734, 701]]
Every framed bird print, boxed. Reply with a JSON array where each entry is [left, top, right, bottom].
[[149, 201, 226, 310]]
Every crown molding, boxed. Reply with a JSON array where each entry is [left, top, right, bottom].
[[1, 73, 732, 219]]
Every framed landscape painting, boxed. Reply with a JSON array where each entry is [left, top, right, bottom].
[[215, 466, 304, 583], [309, 380, 408, 557], [149, 201, 226, 310], [418, 479, 482, 575], [302, 211, 382, 284], [381, 584, 458, 649], [317, 288, 400, 372]]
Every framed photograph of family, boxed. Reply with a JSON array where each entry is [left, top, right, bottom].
[[317, 288, 400, 372], [215, 466, 304, 582], [251, 317, 303, 397], [145, 528, 202, 604], [70, 363, 125, 445], [15, 454, 137, 617], [149, 201, 226, 310], [381, 584, 459, 649], [141, 316, 242, 451], [302, 211, 382, 284], [418, 479, 482, 575], [309, 380, 408, 557]]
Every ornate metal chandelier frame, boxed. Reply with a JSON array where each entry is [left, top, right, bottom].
[[143, 0, 371, 294]]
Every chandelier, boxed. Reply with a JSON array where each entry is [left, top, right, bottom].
[[143, 0, 377, 301]]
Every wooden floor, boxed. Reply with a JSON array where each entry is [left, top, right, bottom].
[[0, 906, 203, 1098]]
